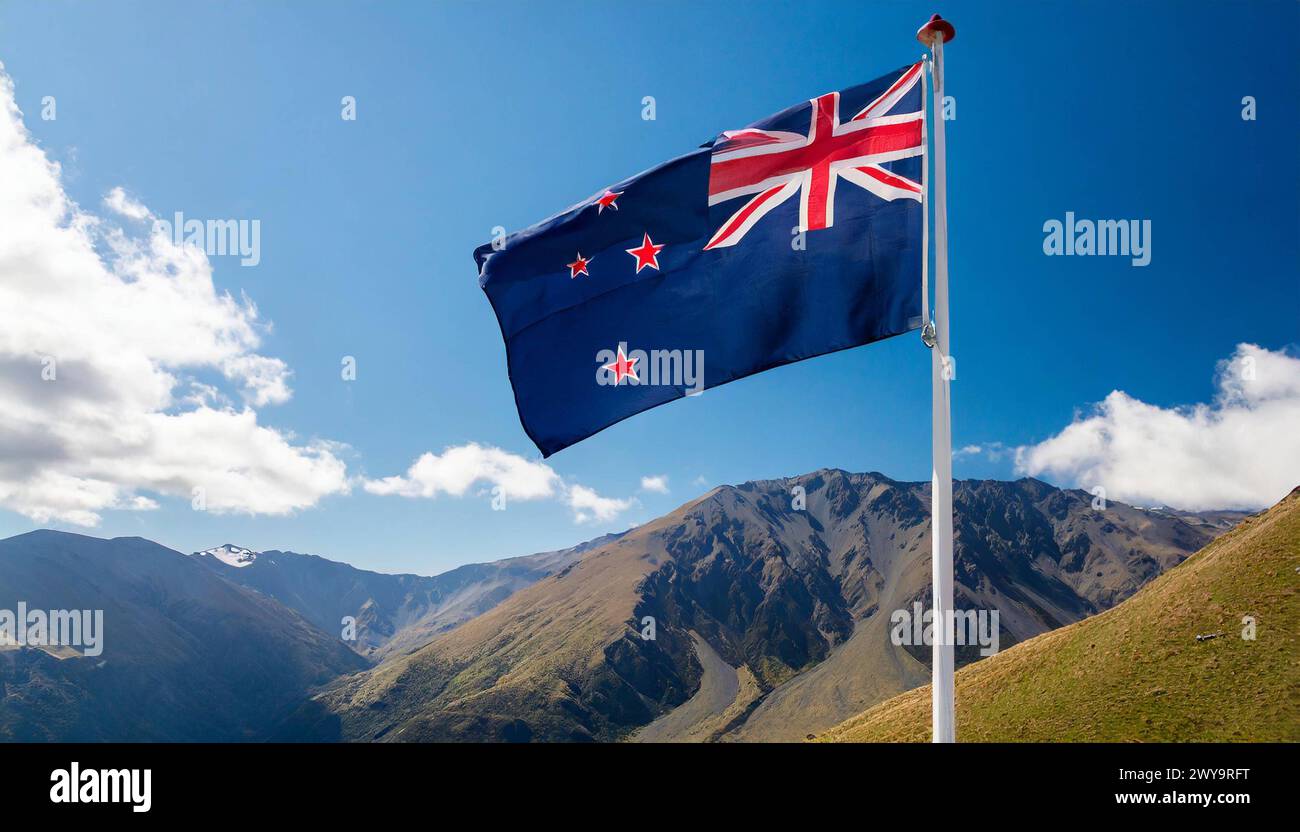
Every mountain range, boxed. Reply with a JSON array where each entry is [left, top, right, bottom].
[[277, 471, 1244, 742], [191, 536, 616, 659], [0, 471, 1255, 742]]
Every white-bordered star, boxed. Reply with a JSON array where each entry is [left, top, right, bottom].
[[596, 189, 623, 213], [602, 345, 639, 385], [626, 232, 665, 273], [567, 252, 592, 278]]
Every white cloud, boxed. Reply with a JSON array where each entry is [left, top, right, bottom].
[[1015, 344, 1300, 511], [103, 186, 150, 221], [567, 484, 634, 525], [0, 63, 349, 526], [364, 443, 633, 524], [363, 443, 560, 500], [954, 441, 1009, 462], [220, 353, 293, 407], [640, 474, 670, 494]]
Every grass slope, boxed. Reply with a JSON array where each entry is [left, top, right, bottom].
[[821, 488, 1300, 743]]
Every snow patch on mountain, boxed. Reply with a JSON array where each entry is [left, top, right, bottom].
[[194, 544, 259, 568]]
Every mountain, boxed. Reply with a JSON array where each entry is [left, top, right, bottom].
[[191, 536, 617, 659], [282, 471, 1243, 743], [0, 531, 367, 741], [819, 487, 1299, 742]]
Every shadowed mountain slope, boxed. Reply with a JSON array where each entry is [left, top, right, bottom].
[[0, 531, 367, 741]]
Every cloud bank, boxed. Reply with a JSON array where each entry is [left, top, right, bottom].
[[1015, 344, 1300, 511], [0, 63, 348, 525]]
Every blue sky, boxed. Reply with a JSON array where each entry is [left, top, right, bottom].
[[0, 0, 1295, 574]]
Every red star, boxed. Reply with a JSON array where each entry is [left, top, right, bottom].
[[626, 232, 665, 273], [567, 252, 592, 279], [602, 346, 639, 385], [596, 190, 623, 213]]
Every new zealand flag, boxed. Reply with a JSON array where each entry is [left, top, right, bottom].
[[476, 62, 926, 457]]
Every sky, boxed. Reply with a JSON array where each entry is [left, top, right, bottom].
[[0, 0, 1296, 575]]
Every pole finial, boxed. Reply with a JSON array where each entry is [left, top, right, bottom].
[[916, 14, 955, 45]]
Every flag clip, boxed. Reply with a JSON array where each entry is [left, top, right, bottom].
[[921, 320, 937, 348]]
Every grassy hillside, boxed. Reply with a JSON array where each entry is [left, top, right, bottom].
[[820, 488, 1300, 743]]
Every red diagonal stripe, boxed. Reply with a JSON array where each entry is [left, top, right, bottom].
[[852, 62, 922, 121], [704, 183, 788, 250], [855, 165, 921, 192]]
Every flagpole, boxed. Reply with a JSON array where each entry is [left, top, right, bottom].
[[917, 13, 956, 744]]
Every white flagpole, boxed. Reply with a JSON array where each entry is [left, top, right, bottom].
[[917, 13, 956, 744]]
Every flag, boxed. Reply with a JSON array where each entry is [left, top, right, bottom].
[[476, 62, 926, 457]]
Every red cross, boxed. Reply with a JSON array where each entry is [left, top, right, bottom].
[[709, 95, 921, 232]]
